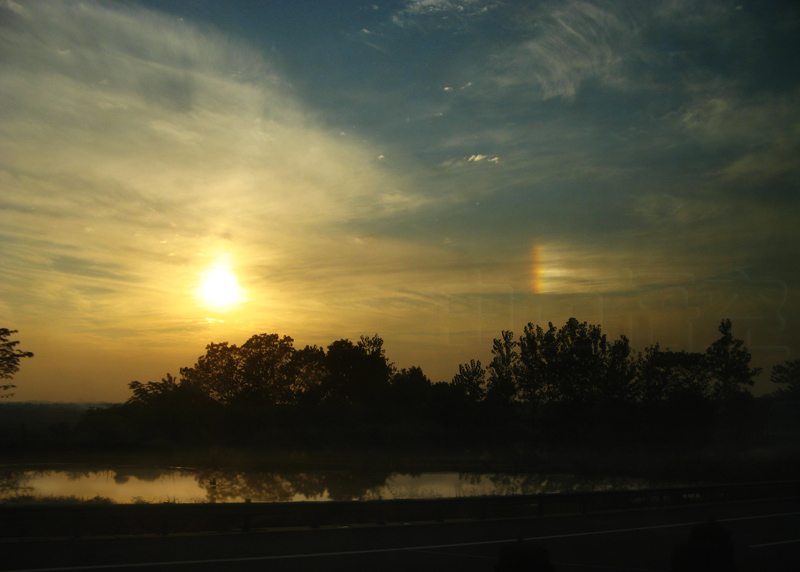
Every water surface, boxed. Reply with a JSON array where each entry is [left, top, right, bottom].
[[1, 465, 660, 504]]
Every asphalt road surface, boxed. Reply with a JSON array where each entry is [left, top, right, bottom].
[[3, 497, 798, 571]]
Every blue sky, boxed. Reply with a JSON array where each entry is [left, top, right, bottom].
[[1, 0, 798, 401]]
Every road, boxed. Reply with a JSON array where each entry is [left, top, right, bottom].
[[2, 497, 798, 571]]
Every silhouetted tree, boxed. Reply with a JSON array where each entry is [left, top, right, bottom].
[[391, 366, 432, 411], [518, 322, 557, 405], [770, 358, 800, 401], [289, 345, 328, 404], [124, 373, 218, 443], [517, 318, 636, 405], [487, 330, 520, 406], [179, 334, 297, 405], [81, 319, 764, 450], [323, 335, 393, 406], [127, 373, 213, 408], [179, 341, 241, 404], [451, 359, 486, 403], [0, 328, 33, 399], [127, 373, 181, 405], [705, 319, 761, 401], [636, 345, 710, 402], [238, 333, 296, 404], [602, 334, 638, 402], [551, 318, 611, 403]]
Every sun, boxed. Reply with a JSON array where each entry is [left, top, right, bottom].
[[198, 265, 244, 308]]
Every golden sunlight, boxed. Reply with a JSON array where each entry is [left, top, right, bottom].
[[198, 265, 244, 308]]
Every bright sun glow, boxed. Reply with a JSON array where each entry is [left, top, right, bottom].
[[199, 266, 244, 308]]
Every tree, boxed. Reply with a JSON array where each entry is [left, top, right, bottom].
[[636, 344, 710, 402], [602, 334, 637, 402], [451, 359, 486, 403], [705, 319, 761, 401], [179, 334, 297, 405], [550, 318, 609, 403], [179, 341, 242, 404], [323, 335, 393, 406], [770, 358, 800, 401], [390, 366, 432, 413], [1, 328, 34, 398], [127, 373, 181, 405], [289, 345, 328, 404], [517, 322, 557, 404], [517, 318, 636, 405], [486, 330, 520, 405], [238, 333, 296, 404]]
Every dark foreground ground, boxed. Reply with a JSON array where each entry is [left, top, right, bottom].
[[3, 496, 798, 572]]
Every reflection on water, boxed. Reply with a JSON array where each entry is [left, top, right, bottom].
[[0, 466, 658, 504]]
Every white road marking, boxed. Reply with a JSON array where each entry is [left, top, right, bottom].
[[750, 538, 800, 548], [7, 511, 800, 572]]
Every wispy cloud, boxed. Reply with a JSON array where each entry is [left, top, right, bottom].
[[392, 0, 496, 30], [0, 0, 429, 338], [482, 1, 641, 100]]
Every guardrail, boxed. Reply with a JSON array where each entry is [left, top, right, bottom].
[[3, 480, 800, 539]]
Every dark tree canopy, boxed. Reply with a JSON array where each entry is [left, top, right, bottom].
[[179, 334, 297, 405], [128, 333, 397, 410], [705, 318, 762, 401], [323, 335, 394, 406], [637, 345, 710, 402], [486, 330, 520, 406], [451, 359, 486, 403], [289, 345, 328, 404], [1, 328, 34, 398], [489, 318, 758, 407], [515, 318, 636, 405], [100, 319, 766, 450], [771, 358, 800, 401]]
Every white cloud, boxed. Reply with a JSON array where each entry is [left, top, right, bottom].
[[467, 154, 499, 163], [438, 154, 500, 168]]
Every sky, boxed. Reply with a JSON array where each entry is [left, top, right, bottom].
[[1, 0, 799, 402]]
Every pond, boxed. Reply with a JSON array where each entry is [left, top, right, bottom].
[[0, 466, 662, 504]]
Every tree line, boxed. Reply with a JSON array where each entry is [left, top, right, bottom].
[[459, 318, 761, 408], [122, 319, 764, 411], [3, 320, 798, 451], [66, 318, 798, 451]]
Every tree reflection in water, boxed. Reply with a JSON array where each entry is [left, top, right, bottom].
[[113, 467, 170, 484], [194, 469, 393, 502], [468, 473, 657, 496], [0, 467, 658, 503], [0, 469, 35, 498]]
